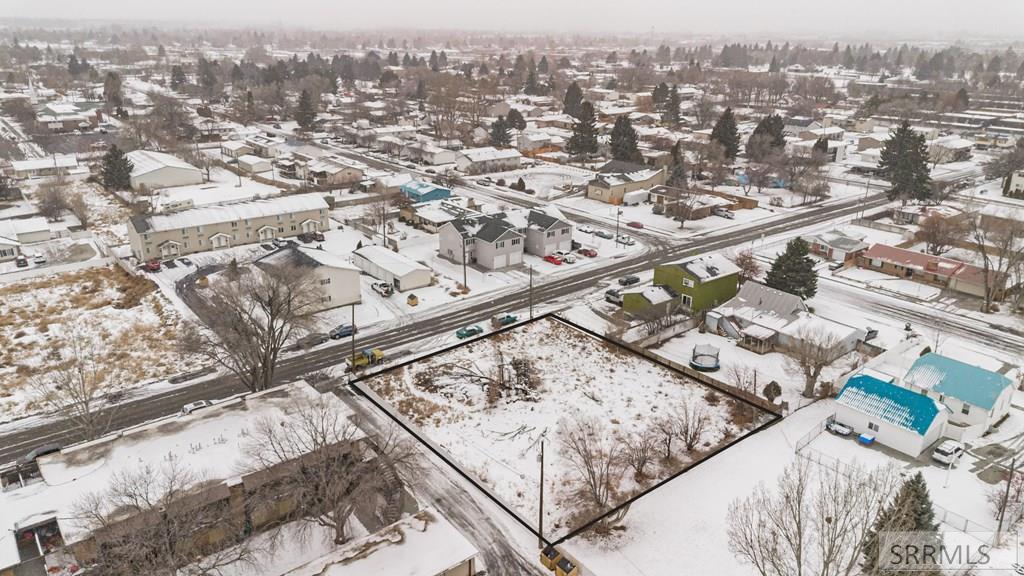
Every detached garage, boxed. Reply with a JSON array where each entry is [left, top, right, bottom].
[[834, 375, 948, 458], [352, 245, 432, 292], [126, 150, 204, 191]]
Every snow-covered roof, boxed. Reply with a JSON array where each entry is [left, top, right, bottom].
[[260, 245, 360, 272], [458, 146, 522, 163], [132, 193, 327, 233], [353, 244, 430, 277], [904, 353, 1012, 411], [837, 375, 945, 436], [126, 150, 200, 177], [0, 382, 355, 571], [10, 155, 78, 172], [0, 216, 49, 241], [282, 508, 477, 576], [672, 253, 740, 282]]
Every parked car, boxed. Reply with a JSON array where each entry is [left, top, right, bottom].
[[932, 440, 965, 466], [491, 313, 518, 327], [32, 254, 46, 265], [17, 443, 62, 465], [456, 325, 484, 339], [311, 231, 325, 242], [296, 333, 330, 349], [864, 327, 879, 341], [713, 207, 736, 219], [828, 261, 845, 272], [181, 400, 213, 415], [652, 204, 666, 215], [578, 225, 594, 234], [562, 253, 578, 264], [604, 288, 623, 305], [329, 324, 357, 339], [577, 248, 598, 257], [14, 255, 28, 268], [618, 275, 640, 286], [825, 420, 853, 437], [260, 243, 276, 251], [594, 230, 614, 239], [627, 221, 644, 229], [297, 232, 314, 243], [571, 240, 582, 251], [617, 235, 636, 246], [179, 257, 194, 267], [372, 282, 395, 297], [273, 238, 287, 248], [144, 259, 162, 272], [543, 255, 563, 265]]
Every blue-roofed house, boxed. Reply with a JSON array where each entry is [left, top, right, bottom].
[[400, 180, 452, 204], [834, 375, 949, 457], [903, 353, 1014, 440]]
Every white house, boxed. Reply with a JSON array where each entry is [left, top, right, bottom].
[[351, 245, 432, 292], [220, 140, 253, 159], [0, 217, 51, 245], [454, 147, 522, 174], [902, 353, 1014, 441], [258, 245, 361, 311], [126, 150, 204, 190], [8, 155, 79, 179], [834, 375, 948, 458], [238, 155, 273, 174]]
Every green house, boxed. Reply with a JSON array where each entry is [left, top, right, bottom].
[[653, 254, 740, 312], [622, 285, 679, 315]]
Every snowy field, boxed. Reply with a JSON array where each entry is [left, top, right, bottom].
[[0, 265, 194, 421], [359, 317, 774, 540], [482, 164, 595, 199], [835, 266, 944, 300]]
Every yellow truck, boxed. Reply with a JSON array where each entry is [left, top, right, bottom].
[[347, 348, 385, 371]]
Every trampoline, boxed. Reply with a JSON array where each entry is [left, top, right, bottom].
[[689, 344, 721, 372]]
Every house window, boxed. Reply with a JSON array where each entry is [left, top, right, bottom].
[[497, 241, 505, 248], [320, 278, 331, 285], [561, 228, 568, 235], [231, 222, 238, 228], [868, 422, 879, 432], [682, 278, 695, 288], [511, 238, 521, 246], [142, 233, 149, 240], [546, 231, 555, 238], [961, 404, 970, 415]]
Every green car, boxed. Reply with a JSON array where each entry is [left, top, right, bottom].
[[492, 313, 518, 327], [456, 325, 484, 339]]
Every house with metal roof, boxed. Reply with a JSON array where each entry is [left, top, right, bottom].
[[400, 180, 452, 204], [834, 375, 949, 458], [903, 353, 1013, 439]]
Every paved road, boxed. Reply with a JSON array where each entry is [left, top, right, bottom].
[[0, 192, 889, 465]]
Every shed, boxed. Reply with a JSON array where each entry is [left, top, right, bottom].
[[351, 245, 432, 292], [237, 155, 272, 174]]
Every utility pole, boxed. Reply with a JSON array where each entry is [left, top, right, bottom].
[[614, 207, 621, 247], [538, 439, 545, 549], [349, 303, 357, 380], [997, 457, 1017, 542], [529, 265, 534, 318], [461, 237, 468, 289]]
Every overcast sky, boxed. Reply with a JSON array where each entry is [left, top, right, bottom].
[[6, 0, 1023, 40]]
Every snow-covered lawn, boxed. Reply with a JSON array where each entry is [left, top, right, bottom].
[[0, 265, 194, 421], [482, 164, 595, 199], [653, 330, 864, 410], [835, 267, 943, 300], [359, 317, 774, 540]]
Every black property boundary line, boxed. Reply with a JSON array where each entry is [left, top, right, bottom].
[[350, 312, 782, 547]]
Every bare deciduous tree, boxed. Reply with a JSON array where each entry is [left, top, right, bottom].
[[28, 334, 122, 440], [180, 262, 323, 393], [727, 460, 901, 576], [786, 326, 841, 398], [559, 417, 627, 527], [677, 400, 709, 452], [733, 249, 762, 284], [622, 429, 658, 480], [75, 457, 256, 576], [966, 211, 1024, 313], [67, 192, 90, 227], [245, 395, 418, 545], [36, 178, 69, 221], [918, 214, 966, 256]]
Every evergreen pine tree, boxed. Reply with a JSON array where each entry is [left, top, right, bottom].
[[879, 120, 932, 205], [813, 136, 829, 156], [170, 65, 187, 90], [953, 87, 970, 111], [610, 116, 641, 162], [566, 100, 599, 158], [490, 116, 512, 147], [295, 89, 316, 131], [506, 108, 527, 131], [524, 71, 541, 95], [243, 90, 255, 125], [538, 55, 549, 74], [768, 55, 780, 73], [666, 141, 688, 188], [765, 237, 818, 299], [663, 85, 682, 127], [862, 472, 940, 575], [651, 82, 670, 108], [563, 81, 584, 118], [415, 79, 427, 100], [101, 145, 134, 191], [711, 107, 740, 159]]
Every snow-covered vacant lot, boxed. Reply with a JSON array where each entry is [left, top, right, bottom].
[[0, 265, 193, 420], [359, 316, 775, 540]]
